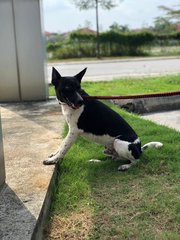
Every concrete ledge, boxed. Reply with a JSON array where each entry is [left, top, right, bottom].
[[0, 100, 64, 240], [31, 164, 59, 240], [111, 95, 180, 114]]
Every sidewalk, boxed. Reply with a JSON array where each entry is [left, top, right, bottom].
[[0, 99, 64, 240], [142, 110, 180, 131]]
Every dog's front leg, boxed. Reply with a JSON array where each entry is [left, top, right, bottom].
[[43, 131, 78, 165]]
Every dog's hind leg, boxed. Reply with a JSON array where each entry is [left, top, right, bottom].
[[117, 160, 139, 171], [113, 139, 141, 171], [103, 146, 119, 160], [89, 144, 118, 163]]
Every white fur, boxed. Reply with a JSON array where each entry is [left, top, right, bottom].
[[142, 142, 163, 151], [114, 139, 136, 161]]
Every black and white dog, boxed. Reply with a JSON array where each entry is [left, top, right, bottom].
[[43, 67, 163, 171]]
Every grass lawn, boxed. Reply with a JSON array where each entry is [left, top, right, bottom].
[[49, 74, 180, 97], [46, 75, 180, 240]]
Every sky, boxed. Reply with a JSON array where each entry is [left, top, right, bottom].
[[42, 0, 179, 33]]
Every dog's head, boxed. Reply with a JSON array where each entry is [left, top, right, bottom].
[[51, 67, 87, 109]]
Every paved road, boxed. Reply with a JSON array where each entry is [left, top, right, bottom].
[[47, 57, 180, 83]]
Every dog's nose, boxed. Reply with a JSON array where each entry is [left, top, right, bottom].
[[76, 92, 84, 107], [77, 99, 84, 106]]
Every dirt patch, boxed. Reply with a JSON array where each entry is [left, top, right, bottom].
[[45, 208, 92, 240]]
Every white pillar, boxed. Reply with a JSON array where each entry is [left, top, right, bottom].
[[0, 109, 5, 187], [0, 0, 48, 102]]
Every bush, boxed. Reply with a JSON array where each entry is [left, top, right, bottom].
[[100, 31, 154, 56], [47, 30, 180, 59]]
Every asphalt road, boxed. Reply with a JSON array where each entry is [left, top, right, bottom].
[[47, 57, 180, 83]]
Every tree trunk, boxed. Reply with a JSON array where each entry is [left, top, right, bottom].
[[95, 0, 100, 58]]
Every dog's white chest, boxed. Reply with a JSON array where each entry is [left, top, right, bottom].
[[61, 104, 84, 130]]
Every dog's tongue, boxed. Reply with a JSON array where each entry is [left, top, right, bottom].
[[75, 104, 81, 109], [72, 104, 80, 109]]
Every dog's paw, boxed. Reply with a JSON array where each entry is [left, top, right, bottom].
[[48, 152, 58, 158], [118, 164, 131, 171], [89, 159, 102, 163], [48, 153, 55, 158], [43, 159, 57, 165]]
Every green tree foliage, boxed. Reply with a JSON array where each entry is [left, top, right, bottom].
[[153, 5, 180, 33], [109, 22, 129, 32], [159, 5, 180, 22], [153, 17, 175, 33], [73, 0, 117, 9]]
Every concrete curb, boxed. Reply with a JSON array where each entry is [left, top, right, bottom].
[[48, 56, 180, 66], [112, 95, 180, 114], [31, 164, 59, 240]]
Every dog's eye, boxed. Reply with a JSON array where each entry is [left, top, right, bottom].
[[64, 86, 72, 92]]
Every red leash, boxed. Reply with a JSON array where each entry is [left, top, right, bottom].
[[82, 90, 180, 100]]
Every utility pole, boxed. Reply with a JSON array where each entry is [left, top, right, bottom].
[[95, 0, 100, 58]]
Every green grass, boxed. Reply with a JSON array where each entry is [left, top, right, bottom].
[[46, 76, 180, 239], [49, 74, 180, 97]]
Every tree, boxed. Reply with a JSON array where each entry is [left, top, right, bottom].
[[152, 5, 180, 33], [72, 0, 121, 58], [153, 17, 175, 33], [109, 22, 129, 32], [158, 5, 180, 23]]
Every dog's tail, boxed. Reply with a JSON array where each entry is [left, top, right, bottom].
[[141, 142, 163, 151]]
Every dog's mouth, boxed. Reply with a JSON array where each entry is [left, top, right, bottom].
[[58, 97, 83, 109], [68, 102, 82, 109]]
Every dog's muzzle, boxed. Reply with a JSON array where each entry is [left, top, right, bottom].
[[58, 93, 84, 109]]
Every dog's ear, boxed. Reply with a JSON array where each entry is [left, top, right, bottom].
[[52, 67, 61, 87], [74, 68, 87, 83]]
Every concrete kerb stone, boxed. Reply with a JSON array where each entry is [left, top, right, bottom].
[[48, 56, 180, 66], [31, 164, 60, 240], [111, 95, 180, 114]]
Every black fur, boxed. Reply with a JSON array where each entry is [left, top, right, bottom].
[[78, 97, 138, 142]]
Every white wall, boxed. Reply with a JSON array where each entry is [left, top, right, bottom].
[[0, 0, 20, 101], [0, 0, 48, 102]]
